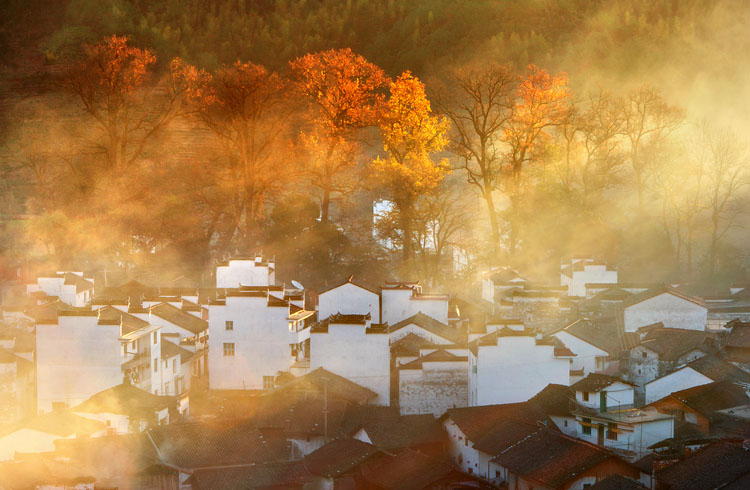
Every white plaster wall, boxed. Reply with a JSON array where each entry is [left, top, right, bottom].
[[444, 419, 481, 475], [310, 324, 390, 405], [382, 289, 449, 325], [576, 382, 634, 410], [36, 317, 122, 413], [645, 368, 713, 404], [216, 260, 270, 288], [551, 415, 578, 436], [318, 283, 380, 323], [552, 331, 609, 374], [473, 337, 570, 406], [624, 293, 707, 332], [208, 296, 293, 390], [567, 266, 617, 297], [389, 324, 453, 345], [409, 299, 449, 325]]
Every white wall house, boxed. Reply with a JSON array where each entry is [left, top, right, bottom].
[[574, 408, 674, 457], [119, 324, 163, 395], [208, 289, 298, 390], [318, 278, 380, 323], [381, 284, 449, 326], [480, 267, 527, 304], [215, 255, 275, 288], [623, 288, 707, 332], [27, 272, 94, 307], [469, 331, 570, 406], [35, 311, 123, 414], [644, 367, 713, 405], [552, 327, 611, 376], [310, 314, 390, 405], [560, 258, 617, 298], [398, 348, 468, 416]]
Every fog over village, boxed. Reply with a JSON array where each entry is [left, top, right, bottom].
[[2, 1, 750, 489]]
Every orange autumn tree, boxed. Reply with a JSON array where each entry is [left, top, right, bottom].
[[172, 59, 292, 246], [64, 35, 190, 173], [372, 71, 450, 260], [502, 64, 572, 255], [289, 48, 390, 223]]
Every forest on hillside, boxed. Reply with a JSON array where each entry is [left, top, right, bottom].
[[1, 0, 750, 290]]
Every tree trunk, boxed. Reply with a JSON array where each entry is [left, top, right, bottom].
[[484, 188, 501, 263], [709, 213, 720, 277]]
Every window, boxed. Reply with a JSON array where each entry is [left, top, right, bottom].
[[607, 423, 617, 440], [495, 470, 501, 479], [582, 417, 592, 435], [153, 332, 157, 344], [642, 351, 647, 359], [225, 320, 233, 331], [583, 391, 589, 402], [172, 359, 177, 373], [223, 343, 235, 356], [154, 359, 158, 372], [263, 376, 275, 389], [564, 420, 568, 427], [165, 382, 170, 394]]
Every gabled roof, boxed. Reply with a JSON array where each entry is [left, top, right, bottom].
[[685, 355, 750, 384], [270, 367, 377, 405], [359, 448, 461, 490], [571, 373, 635, 393], [398, 349, 468, 370], [555, 318, 639, 356], [530, 384, 577, 418], [147, 421, 289, 470], [149, 302, 208, 334], [443, 402, 549, 442], [390, 312, 463, 344], [72, 382, 173, 417], [726, 321, 750, 349], [187, 460, 312, 490], [621, 285, 706, 309], [472, 419, 547, 456], [97, 305, 149, 334], [491, 429, 623, 488], [161, 338, 195, 363], [304, 438, 380, 478], [319, 275, 380, 295], [651, 380, 750, 420], [391, 332, 427, 357], [656, 442, 750, 490], [355, 414, 446, 450], [63, 273, 94, 293], [638, 328, 712, 361], [2, 410, 105, 438]]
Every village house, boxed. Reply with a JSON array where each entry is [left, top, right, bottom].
[[26, 272, 94, 307], [647, 380, 750, 436], [480, 266, 528, 305], [723, 319, 750, 362], [621, 286, 708, 332], [574, 287, 634, 318], [318, 276, 381, 323], [208, 285, 307, 391], [530, 383, 578, 436], [381, 281, 450, 325], [627, 327, 714, 393], [644, 354, 750, 404], [397, 346, 469, 416], [490, 428, 646, 489], [119, 323, 164, 395], [654, 441, 750, 490], [303, 437, 381, 489], [469, 328, 571, 406], [352, 413, 447, 454], [215, 254, 276, 288], [71, 381, 173, 434], [310, 313, 390, 405], [560, 257, 618, 298]]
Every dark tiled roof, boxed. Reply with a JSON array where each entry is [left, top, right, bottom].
[[304, 438, 379, 478], [97, 305, 148, 334], [3, 410, 104, 438], [356, 414, 447, 450], [639, 328, 711, 361], [147, 421, 289, 470], [656, 442, 750, 490], [187, 460, 312, 490], [589, 474, 648, 490], [0, 455, 95, 489], [472, 419, 544, 456], [655, 380, 750, 419], [270, 367, 377, 405], [390, 312, 464, 344], [726, 321, 750, 349], [359, 448, 458, 490], [149, 302, 208, 334], [530, 384, 577, 417], [398, 348, 468, 370], [686, 355, 750, 383], [72, 383, 173, 417], [161, 338, 194, 363], [491, 429, 619, 488], [63, 273, 94, 293], [392, 333, 427, 357], [556, 318, 638, 356], [443, 402, 549, 442], [571, 373, 634, 393]]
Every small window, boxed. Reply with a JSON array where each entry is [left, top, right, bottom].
[[154, 359, 158, 372], [165, 382, 170, 394], [225, 320, 233, 331], [583, 392, 589, 402], [263, 376, 275, 390], [582, 417, 592, 435], [172, 359, 177, 373], [223, 343, 235, 356], [607, 423, 617, 440], [495, 470, 500, 479], [564, 420, 568, 427], [642, 351, 647, 359], [464, 438, 469, 447], [153, 332, 158, 344]]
